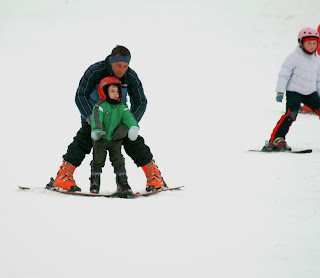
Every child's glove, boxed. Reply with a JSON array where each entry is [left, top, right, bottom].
[[128, 126, 140, 141], [112, 123, 129, 140], [91, 130, 106, 141], [276, 92, 284, 102]]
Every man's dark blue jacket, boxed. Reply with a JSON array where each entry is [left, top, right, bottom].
[[75, 55, 147, 122]]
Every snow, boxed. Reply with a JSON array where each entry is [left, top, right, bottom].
[[1, 0, 320, 277]]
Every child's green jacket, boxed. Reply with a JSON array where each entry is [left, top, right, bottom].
[[91, 100, 138, 141]]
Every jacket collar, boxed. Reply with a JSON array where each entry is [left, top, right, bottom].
[[295, 46, 315, 59]]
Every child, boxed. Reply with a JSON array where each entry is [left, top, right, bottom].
[[318, 25, 320, 55], [90, 76, 139, 195], [263, 27, 320, 152]]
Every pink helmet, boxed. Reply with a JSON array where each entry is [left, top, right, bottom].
[[298, 27, 319, 45]]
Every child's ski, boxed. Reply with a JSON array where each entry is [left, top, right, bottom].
[[249, 149, 312, 154]]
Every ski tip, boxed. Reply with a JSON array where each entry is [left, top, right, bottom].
[[294, 149, 312, 154], [18, 186, 31, 190]]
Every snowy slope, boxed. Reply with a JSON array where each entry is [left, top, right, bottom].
[[1, 0, 320, 277]]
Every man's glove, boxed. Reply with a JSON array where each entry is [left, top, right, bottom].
[[112, 123, 129, 140], [91, 130, 106, 141], [276, 92, 284, 102], [86, 115, 92, 126], [128, 126, 140, 141]]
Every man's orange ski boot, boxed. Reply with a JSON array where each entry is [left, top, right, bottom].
[[142, 160, 167, 192], [51, 161, 81, 192]]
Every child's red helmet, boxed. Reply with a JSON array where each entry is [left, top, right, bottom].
[[98, 76, 122, 102]]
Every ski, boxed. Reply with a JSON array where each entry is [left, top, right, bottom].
[[51, 190, 121, 198], [134, 186, 184, 197], [17, 185, 184, 198], [249, 149, 312, 154], [18, 186, 131, 198]]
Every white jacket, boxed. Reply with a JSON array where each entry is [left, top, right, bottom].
[[276, 46, 320, 95]]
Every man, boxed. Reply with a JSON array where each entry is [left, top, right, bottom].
[[51, 45, 165, 193]]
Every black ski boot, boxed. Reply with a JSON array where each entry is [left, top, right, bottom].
[[262, 137, 292, 152], [90, 174, 101, 194], [116, 174, 133, 198]]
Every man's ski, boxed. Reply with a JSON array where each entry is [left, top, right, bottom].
[[18, 186, 130, 198], [249, 149, 312, 154], [134, 186, 184, 197], [17, 185, 184, 198]]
